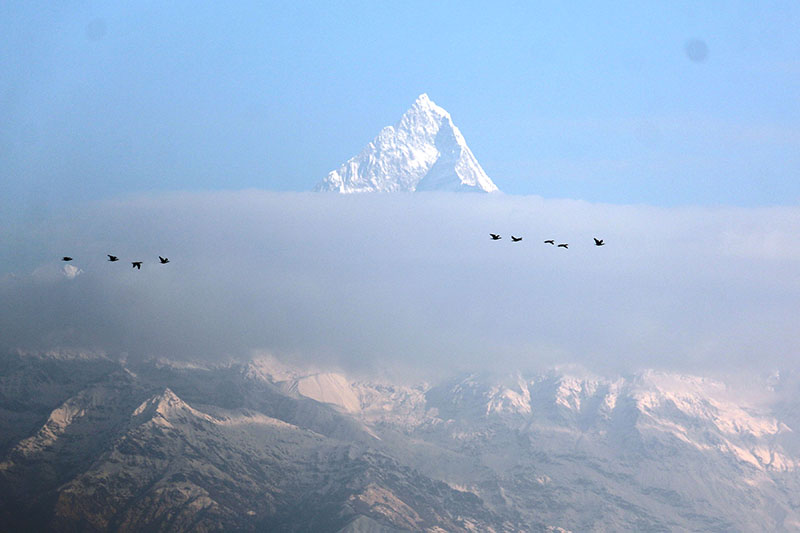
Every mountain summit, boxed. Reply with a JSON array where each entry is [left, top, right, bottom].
[[314, 94, 499, 193]]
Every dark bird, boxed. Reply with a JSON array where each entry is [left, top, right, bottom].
[[544, 240, 555, 245], [558, 243, 568, 249], [108, 255, 119, 262], [62, 257, 73, 261], [159, 256, 170, 264], [594, 238, 605, 246], [131, 262, 142, 270], [490, 234, 502, 240], [511, 236, 523, 242]]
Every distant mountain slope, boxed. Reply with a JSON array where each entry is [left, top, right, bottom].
[[314, 94, 499, 193], [0, 353, 519, 532], [3, 352, 800, 531]]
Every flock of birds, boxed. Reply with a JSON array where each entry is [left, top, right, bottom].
[[58, 237, 604, 269], [489, 234, 605, 249], [61, 255, 169, 269]]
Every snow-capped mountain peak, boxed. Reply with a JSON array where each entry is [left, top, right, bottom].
[[407, 92, 447, 118], [314, 94, 499, 193]]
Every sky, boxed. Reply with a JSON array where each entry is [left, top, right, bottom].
[[3, 3, 800, 378], [2, 0, 800, 219]]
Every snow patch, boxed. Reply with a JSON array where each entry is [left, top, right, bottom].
[[288, 373, 361, 413]]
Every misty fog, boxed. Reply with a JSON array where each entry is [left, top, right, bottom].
[[3, 191, 800, 379]]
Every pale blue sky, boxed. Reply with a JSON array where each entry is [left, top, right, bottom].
[[2, 1, 800, 221]]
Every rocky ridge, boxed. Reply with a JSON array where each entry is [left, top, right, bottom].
[[2, 352, 800, 532]]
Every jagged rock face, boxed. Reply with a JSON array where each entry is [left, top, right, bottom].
[[3, 352, 800, 532], [0, 354, 515, 532], [314, 94, 499, 193]]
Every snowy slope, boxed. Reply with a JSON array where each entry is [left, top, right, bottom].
[[314, 94, 499, 193], [4, 352, 800, 532], [0, 354, 517, 532], [285, 372, 362, 413]]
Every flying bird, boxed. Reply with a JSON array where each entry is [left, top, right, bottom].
[[511, 236, 522, 242], [490, 234, 502, 240], [544, 240, 554, 245], [558, 243, 568, 249], [594, 238, 605, 246], [62, 257, 73, 261], [131, 262, 142, 270], [159, 256, 170, 264], [108, 255, 119, 262]]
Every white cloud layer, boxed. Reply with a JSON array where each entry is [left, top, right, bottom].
[[3, 191, 800, 379]]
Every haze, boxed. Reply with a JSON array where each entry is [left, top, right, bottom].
[[3, 192, 799, 380], [2, 3, 800, 379]]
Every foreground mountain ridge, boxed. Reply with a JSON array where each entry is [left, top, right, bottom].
[[2, 352, 800, 531], [314, 94, 499, 193]]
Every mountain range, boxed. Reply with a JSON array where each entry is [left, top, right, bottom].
[[3, 351, 800, 532], [314, 94, 499, 194]]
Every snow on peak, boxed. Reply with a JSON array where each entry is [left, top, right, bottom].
[[63, 264, 82, 279], [314, 94, 499, 193], [131, 388, 213, 427], [409, 92, 447, 117]]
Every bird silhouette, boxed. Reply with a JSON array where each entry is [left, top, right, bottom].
[[511, 236, 522, 242], [108, 255, 119, 262], [594, 238, 605, 246], [131, 262, 142, 270], [62, 257, 73, 261], [558, 243, 568, 249], [159, 256, 170, 264], [544, 240, 555, 245], [490, 234, 502, 240]]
